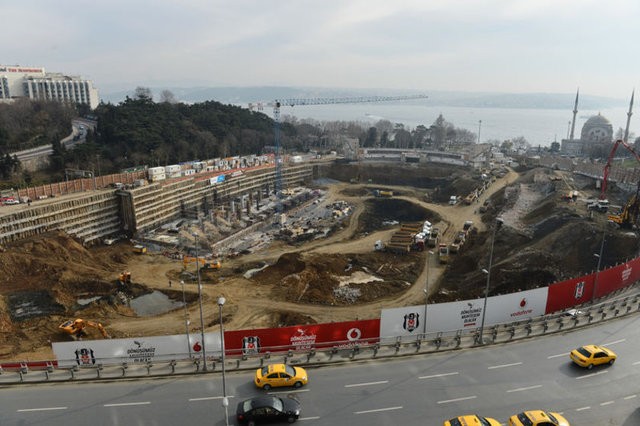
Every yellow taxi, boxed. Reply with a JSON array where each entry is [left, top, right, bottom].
[[569, 344, 617, 369], [509, 410, 569, 426], [254, 363, 308, 390], [444, 414, 501, 426]]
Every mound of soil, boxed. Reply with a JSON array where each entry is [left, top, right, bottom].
[[255, 251, 424, 306]]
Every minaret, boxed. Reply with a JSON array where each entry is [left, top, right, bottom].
[[569, 88, 579, 140], [623, 89, 634, 142]]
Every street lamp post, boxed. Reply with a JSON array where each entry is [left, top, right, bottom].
[[477, 120, 482, 144], [181, 280, 192, 359], [592, 225, 607, 302], [478, 218, 503, 344], [194, 233, 207, 371], [422, 250, 434, 336], [218, 296, 229, 426]]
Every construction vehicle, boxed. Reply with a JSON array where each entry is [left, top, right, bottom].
[[374, 189, 393, 197], [133, 244, 147, 254], [59, 319, 110, 340], [182, 256, 221, 270], [118, 271, 131, 284], [598, 139, 640, 228], [608, 182, 640, 228], [438, 243, 449, 264]]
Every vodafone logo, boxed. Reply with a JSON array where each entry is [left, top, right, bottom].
[[346, 328, 362, 341], [519, 298, 527, 308]]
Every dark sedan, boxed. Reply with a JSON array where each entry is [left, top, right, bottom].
[[236, 395, 301, 425]]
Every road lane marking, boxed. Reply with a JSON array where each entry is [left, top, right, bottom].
[[345, 380, 388, 388], [624, 395, 637, 400], [575, 370, 608, 380], [488, 362, 522, 369], [576, 406, 591, 411], [507, 385, 542, 393], [268, 389, 309, 395], [189, 396, 235, 401], [632, 361, 640, 365], [299, 416, 320, 421], [419, 372, 459, 379], [17, 407, 68, 412], [104, 402, 151, 407], [600, 401, 614, 406], [437, 396, 477, 404], [547, 352, 569, 359], [603, 339, 626, 346], [355, 406, 402, 414]]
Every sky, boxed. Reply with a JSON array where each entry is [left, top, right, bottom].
[[3, 0, 640, 99]]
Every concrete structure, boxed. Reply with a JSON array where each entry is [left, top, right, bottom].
[[0, 65, 99, 109], [0, 164, 312, 246]]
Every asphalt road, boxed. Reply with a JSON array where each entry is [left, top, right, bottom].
[[2, 314, 640, 425]]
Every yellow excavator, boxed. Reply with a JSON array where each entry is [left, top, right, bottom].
[[117, 271, 131, 285], [59, 319, 110, 340], [182, 256, 221, 270]]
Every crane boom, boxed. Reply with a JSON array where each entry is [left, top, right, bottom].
[[600, 139, 640, 200], [251, 94, 429, 218]]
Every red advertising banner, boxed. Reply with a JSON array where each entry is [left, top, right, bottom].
[[545, 258, 640, 314], [224, 319, 380, 356]]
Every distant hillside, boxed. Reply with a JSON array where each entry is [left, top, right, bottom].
[[101, 87, 625, 111]]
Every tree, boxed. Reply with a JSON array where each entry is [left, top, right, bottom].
[[511, 136, 530, 151], [363, 127, 377, 147], [134, 86, 153, 102], [159, 90, 177, 104], [454, 128, 476, 145], [431, 114, 453, 149]]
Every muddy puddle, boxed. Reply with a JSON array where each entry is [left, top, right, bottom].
[[129, 291, 183, 317]]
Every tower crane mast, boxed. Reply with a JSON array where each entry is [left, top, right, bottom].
[[250, 94, 429, 214]]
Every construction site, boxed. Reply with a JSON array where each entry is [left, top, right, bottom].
[[1, 147, 640, 361]]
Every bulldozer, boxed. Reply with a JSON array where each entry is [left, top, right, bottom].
[[59, 319, 110, 340], [182, 256, 221, 270]]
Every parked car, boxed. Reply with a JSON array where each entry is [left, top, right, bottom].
[[444, 414, 501, 426], [508, 410, 569, 426], [254, 363, 308, 390], [236, 396, 300, 425], [569, 344, 617, 369]]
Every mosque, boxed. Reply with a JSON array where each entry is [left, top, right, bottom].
[[561, 89, 635, 156]]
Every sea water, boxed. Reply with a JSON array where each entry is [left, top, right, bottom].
[[270, 103, 631, 147]]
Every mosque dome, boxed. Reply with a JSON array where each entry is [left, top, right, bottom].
[[581, 113, 613, 143]]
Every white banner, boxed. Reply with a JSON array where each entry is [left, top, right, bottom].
[[53, 332, 221, 367], [380, 288, 548, 338]]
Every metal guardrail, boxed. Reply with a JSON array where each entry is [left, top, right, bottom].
[[2, 289, 639, 385]]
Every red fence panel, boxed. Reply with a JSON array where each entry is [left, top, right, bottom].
[[224, 319, 380, 356]]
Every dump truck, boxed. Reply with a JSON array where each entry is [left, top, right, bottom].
[[374, 190, 394, 197], [133, 244, 147, 254]]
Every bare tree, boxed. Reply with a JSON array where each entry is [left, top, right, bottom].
[[159, 90, 177, 104]]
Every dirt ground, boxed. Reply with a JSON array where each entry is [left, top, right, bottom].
[[1, 163, 637, 361]]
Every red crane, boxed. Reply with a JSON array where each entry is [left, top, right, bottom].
[[600, 139, 640, 200]]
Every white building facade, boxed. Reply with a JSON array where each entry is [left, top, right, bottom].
[[0, 65, 99, 109]]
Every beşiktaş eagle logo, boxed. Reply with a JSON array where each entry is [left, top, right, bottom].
[[402, 312, 420, 332], [242, 336, 261, 354], [575, 281, 585, 299], [75, 347, 96, 365]]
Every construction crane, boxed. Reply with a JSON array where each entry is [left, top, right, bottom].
[[249, 94, 429, 215], [599, 139, 640, 228], [600, 139, 640, 199]]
